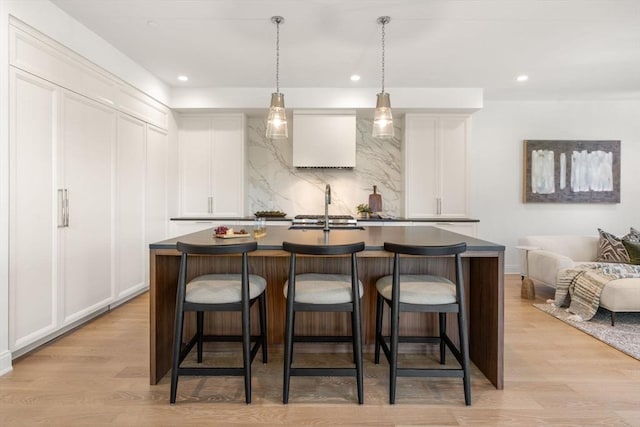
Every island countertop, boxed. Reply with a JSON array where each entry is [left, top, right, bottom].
[[151, 225, 502, 252], [149, 225, 505, 389]]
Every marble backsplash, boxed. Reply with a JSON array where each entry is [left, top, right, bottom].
[[247, 117, 403, 217]]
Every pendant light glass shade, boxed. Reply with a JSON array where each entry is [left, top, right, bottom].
[[266, 16, 288, 139], [372, 16, 393, 139], [373, 92, 393, 138], [266, 92, 288, 139]]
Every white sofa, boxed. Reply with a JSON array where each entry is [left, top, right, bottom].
[[518, 235, 640, 324]]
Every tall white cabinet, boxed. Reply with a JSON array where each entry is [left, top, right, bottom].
[[9, 70, 58, 349], [8, 20, 171, 355], [404, 114, 470, 218], [178, 114, 246, 217], [59, 92, 116, 323], [115, 114, 146, 301]]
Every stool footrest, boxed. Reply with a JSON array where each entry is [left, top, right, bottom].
[[293, 335, 353, 343], [290, 367, 357, 377], [178, 367, 245, 376], [397, 368, 465, 378]]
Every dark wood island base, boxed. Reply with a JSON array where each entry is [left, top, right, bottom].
[[149, 226, 505, 389]]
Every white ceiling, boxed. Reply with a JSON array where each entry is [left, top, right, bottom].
[[50, 0, 640, 100]]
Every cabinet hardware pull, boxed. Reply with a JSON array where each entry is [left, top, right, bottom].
[[64, 189, 69, 227], [57, 189, 65, 227]]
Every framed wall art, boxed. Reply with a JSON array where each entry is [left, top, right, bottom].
[[523, 140, 620, 203]]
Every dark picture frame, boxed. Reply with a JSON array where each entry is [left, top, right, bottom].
[[523, 140, 620, 203]]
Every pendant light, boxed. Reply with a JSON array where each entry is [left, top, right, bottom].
[[266, 16, 288, 139], [373, 16, 394, 139]]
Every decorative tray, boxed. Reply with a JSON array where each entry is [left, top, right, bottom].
[[215, 233, 251, 239], [254, 210, 287, 218]]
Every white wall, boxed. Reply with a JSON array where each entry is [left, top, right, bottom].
[[470, 100, 640, 273]]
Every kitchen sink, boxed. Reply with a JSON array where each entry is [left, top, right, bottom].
[[288, 225, 365, 231]]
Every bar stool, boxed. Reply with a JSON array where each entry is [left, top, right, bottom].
[[282, 240, 366, 404], [374, 241, 471, 405], [170, 241, 267, 404]]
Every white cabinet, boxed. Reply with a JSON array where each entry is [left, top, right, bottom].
[[145, 125, 169, 264], [9, 69, 58, 350], [59, 91, 116, 323], [115, 114, 146, 300], [178, 114, 246, 217], [8, 69, 170, 354], [404, 114, 470, 218], [9, 70, 116, 352]]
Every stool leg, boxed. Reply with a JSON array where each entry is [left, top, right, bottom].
[[197, 311, 204, 363], [351, 311, 357, 364], [283, 296, 295, 404], [353, 298, 364, 404], [170, 309, 185, 404], [456, 254, 471, 406], [259, 292, 268, 363], [389, 294, 400, 404], [242, 295, 251, 404], [439, 312, 446, 365], [459, 305, 471, 406], [374, 293, 383, 364]]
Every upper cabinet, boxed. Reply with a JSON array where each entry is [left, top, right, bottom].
[[404, 114, 470, 218], [9, 18, 169, 130], [178, 114, 247, 217]]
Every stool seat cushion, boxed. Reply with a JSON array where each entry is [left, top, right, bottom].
[[186, 274, 267, 304], [284, 273, 363, 304], [376, 274, 456, 305]]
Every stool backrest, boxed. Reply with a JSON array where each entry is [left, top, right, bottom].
[[282, 241, 365, 256], [384, 242, 466, 257], [177, 241, 258, 256]]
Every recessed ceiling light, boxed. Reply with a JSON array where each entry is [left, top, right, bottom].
[[516, 75, 529, 82], [177, 75, 189, 82], [350, 74, 361, 82], [147, 20, 158, 28]]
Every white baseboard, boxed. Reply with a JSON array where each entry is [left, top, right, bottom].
[[0, 350, 13, 376]]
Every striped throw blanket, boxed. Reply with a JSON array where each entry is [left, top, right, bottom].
[[555, 263, 640, 321]]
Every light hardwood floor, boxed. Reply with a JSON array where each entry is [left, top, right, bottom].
[[1, 275, 639, 426]]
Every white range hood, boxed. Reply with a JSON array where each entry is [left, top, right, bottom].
[[292, 110, 356, 168]]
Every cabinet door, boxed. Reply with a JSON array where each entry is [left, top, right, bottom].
[[9, 69, 58, 350], [115, 113, 146, 300], [179, 117, 212, 216], [404, 115, 439, 217], [59, 91, 115, 324], [439, 117, 468, 217], [146, 125, 168, 249], [211, 115, 245, 216]]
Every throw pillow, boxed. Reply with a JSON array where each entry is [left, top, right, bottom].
[[596, 228, 630, 263], [626, 227, 640, 242], [622, 240, 640, 265]]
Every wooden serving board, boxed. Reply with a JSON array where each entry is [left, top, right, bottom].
[[215, 233, 251, 239]]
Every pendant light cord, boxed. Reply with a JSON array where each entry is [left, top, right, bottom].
[[381, 19, 385, 94], [276, 18, 280, 94]]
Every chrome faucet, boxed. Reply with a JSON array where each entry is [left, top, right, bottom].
[[324, 184, 331, 232]]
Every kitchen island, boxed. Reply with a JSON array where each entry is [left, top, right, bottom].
[[149, 225, 505, 388]]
